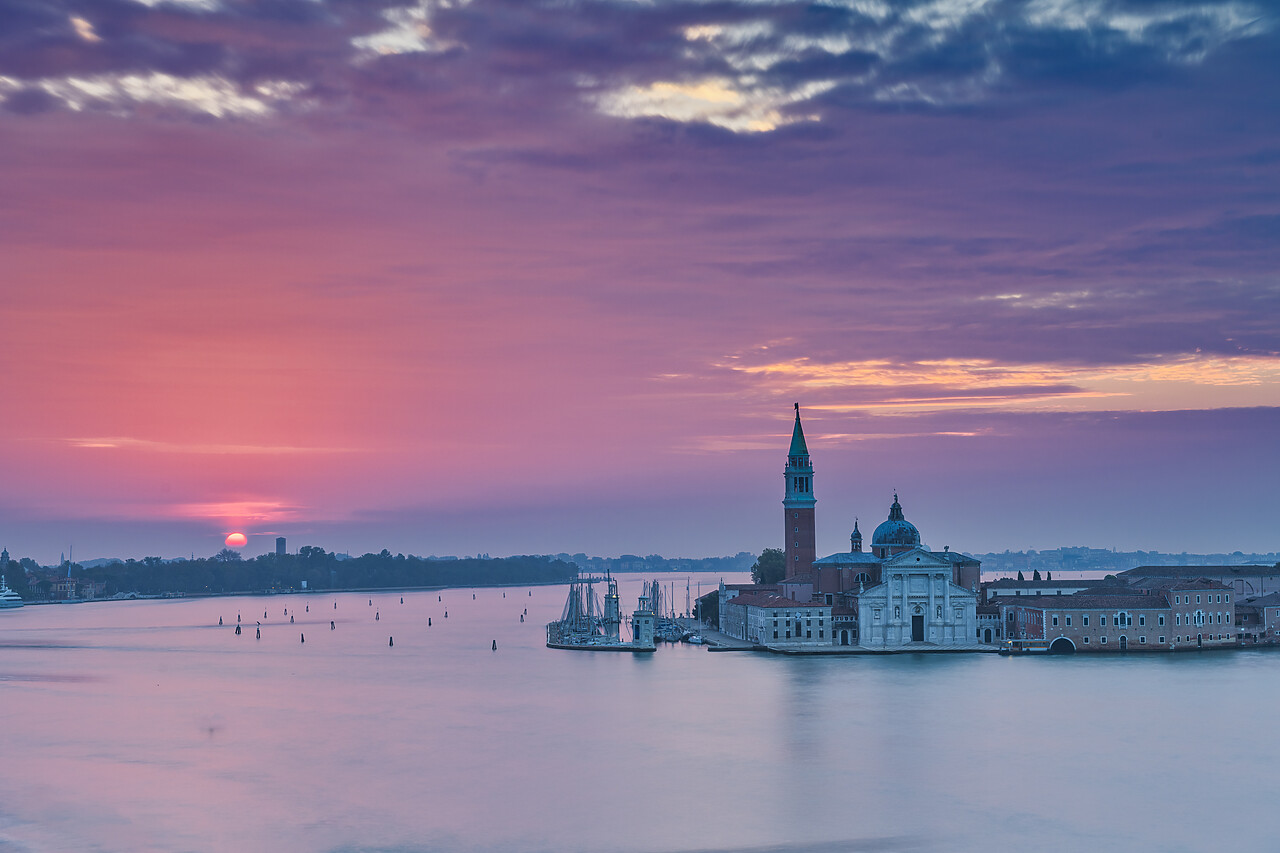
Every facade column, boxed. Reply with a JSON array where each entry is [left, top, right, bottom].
[[943, 574, 951, 642], [928, 574, 935, 640]]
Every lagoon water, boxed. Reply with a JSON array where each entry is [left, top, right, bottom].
[[1, 573, 1277, 853]]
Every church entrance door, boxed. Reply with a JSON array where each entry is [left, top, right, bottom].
[[911, 615, 925, 642], [983, 628, 992, 644]]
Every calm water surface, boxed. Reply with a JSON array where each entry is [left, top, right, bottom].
[[1, 574, 1276, 853]]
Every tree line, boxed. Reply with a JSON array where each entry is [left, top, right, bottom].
[[1, 549, 577, 599]]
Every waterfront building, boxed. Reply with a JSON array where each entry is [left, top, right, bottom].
[[1236, 591, 1280, 641], [720, 591, 832, 648], [977, 603, 1002, 644], [1000, 578, 1235, 652]]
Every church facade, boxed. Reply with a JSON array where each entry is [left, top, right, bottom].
[[721, 406, 980, 650]]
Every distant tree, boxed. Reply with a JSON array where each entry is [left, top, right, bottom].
[[1046, 571, 1052, 581], [213, 548, 242, 562], [751, 548, 786, 585], [1017, 570, 1024, 581], [1032, 569, 1041, 581], [696, 590, 719, 628]]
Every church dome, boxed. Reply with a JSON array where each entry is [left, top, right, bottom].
[[872, 494, 921, 548]]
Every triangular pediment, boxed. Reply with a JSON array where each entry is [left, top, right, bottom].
[[883, 547, 950, 569]]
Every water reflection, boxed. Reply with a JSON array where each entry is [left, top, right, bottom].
[[0, 577, 1277, 852]]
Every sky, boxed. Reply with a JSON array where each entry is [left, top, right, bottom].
[[1, 0, 1278, 563]]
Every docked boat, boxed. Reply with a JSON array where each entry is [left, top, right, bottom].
[[0, 575, 24, 609], [546, 576, 656, 652]]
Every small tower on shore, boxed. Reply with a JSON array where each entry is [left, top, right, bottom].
[[783, 403, 817, 579]]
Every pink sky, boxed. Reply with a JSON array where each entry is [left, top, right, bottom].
[[2, 0, 1278, 561]]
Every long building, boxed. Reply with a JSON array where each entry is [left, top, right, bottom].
[[1000, 578, 1236, 652]]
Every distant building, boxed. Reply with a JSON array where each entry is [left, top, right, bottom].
[[276, 537, 287, 556]]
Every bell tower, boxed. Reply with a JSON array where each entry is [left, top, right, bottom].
[[783, 403, 816, 579]]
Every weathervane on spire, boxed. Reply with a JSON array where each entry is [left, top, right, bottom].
[[794, 402, 799, 414]]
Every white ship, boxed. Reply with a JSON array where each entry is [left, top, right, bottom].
[[0, 575, 24, 609]]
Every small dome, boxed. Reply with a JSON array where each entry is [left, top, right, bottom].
[[872, 494, 921, 548]]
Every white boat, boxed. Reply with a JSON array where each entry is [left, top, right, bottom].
[[0, 575, 24, 609]]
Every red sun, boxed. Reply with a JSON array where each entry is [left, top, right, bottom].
[[225, 532, 248, 547]]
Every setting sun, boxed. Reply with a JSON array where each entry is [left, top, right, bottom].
[[225, 532, 248, 547]]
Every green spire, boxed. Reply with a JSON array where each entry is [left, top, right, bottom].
[[788, 403, 809, 457]]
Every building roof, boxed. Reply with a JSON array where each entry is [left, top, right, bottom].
[[1120, 565, 1280, 578], [1129, 577, 1232, 591], [725, 592, 831, 610], [872, 494, 921, 548], [723, 583, 778, 592], [1004, 593, 1170, 610], [935, 550, 980, 564], [812, 552, 881, 566], [788, 405, 810, 457], [1242, 592, 1280, 607], [985, 577, 1105, 589]]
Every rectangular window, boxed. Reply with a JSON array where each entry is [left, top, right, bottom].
[[1052, 615, 1059, 627], [1066, 616, 1072, 627], [1159, 636, 1166, 644], [1082, 636, 1089, 644], [1196, 595, 1201, 604], [819, 630, 824, 638], [1100, 615, 1107, 626], [1083, 615, 1089, 626], [1139, 615, 1146, 626], [1140, 636, 1146, 644], [1159, 615, 1165, 626], [1226, 594, 1230, 603], [806, 631, 812, 639], [1101, 636, 1107, 644], [773, 631, 778, 639], [1227, 613, 1232, 624], [1176, 614, 1181, 625]]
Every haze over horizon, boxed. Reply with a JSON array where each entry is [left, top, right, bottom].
[[3, 0, 1278, 564]]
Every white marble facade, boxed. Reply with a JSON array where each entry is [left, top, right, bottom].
[[856, 549, 978, 648]]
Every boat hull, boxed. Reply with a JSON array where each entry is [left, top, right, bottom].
[[546, 642, 656, 652]]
